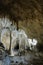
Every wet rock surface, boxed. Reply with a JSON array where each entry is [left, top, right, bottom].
[[0, 51, 43, 65]]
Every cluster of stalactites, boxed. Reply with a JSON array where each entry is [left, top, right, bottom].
[[0, 17, 16, 30]]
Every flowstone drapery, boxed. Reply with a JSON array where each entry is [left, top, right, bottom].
[[0, 18, 37, 56]]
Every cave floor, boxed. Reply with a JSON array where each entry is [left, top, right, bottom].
[[0, 51, 43, 65]]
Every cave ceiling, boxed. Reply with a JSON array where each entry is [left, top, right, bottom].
[[0, 0, 43, 21]]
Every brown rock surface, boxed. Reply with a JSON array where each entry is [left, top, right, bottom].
[[0, 0, 43, 45]]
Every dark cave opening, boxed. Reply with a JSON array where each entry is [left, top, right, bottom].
[[14, 43, 19, 51]]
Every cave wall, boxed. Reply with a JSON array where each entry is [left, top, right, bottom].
[[18, 12, 43, 44], [0, 0, 43, 45]]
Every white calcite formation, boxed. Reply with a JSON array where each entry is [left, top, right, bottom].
[[28, 38, 37, 50], [11, 30, 18, 56], [11, 29, 28, 56], [1, 28, 38, 56], [18, 29, 28, 51], [0, 17, 38, 56], [1, 29, 10, 50], [0, 18, 12, 28]]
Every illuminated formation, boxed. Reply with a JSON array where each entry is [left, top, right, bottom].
[[0, 18, 37, 56]]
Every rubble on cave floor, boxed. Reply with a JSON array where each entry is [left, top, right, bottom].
[[0, 50, 43, 65]]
